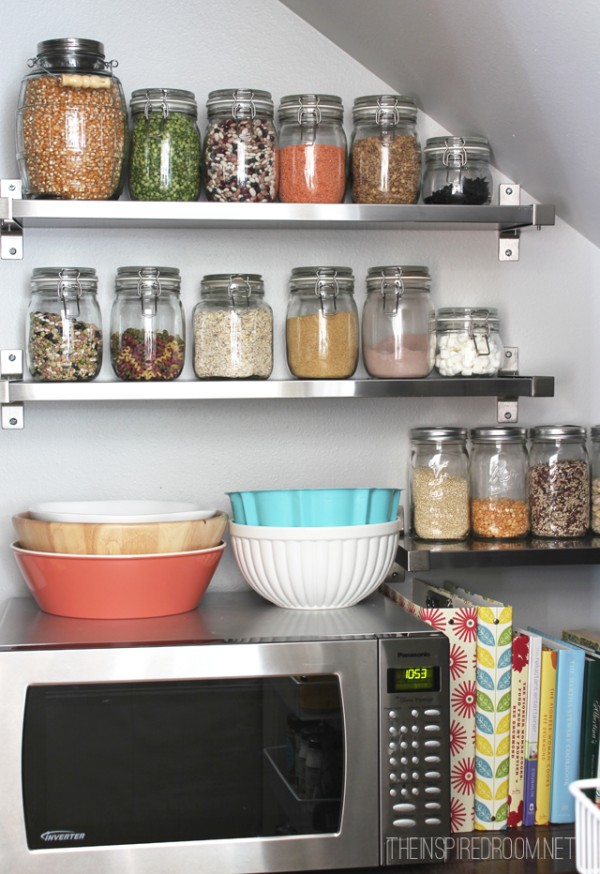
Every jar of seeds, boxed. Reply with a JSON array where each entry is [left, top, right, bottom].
[[409, 427, 470, 541], [16, 38, 127, 200], [422, 136, 493, 204], [27, 267, 102, 381], [591, 427, 600, 534], [286, 266, 359, 379], [193, 274, 272, 379], [203, 88, 277, 202], [470, 427, 529, 540], [110, 266, 185, 381], [350, 94, 421, 204], [129, 88, 201, 201], [528, 425, 590, 538]]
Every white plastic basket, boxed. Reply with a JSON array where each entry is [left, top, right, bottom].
[[571, 778, 600, 874]]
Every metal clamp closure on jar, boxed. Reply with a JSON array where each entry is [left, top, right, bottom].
[[27, 38, 118, 86], [368, 265, 431, 316], [207, 88, 274, 121], [131, 88, 198, 123], [57, 268, 83, 319], [115, 266, 181, 317], [278, 94, 343, 142], [436, 307, 501, 362], [353, 94, 417, 134]]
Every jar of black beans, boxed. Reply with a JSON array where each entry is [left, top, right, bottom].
[[422, 135, 493, 205], [528, 425, 590, 538]]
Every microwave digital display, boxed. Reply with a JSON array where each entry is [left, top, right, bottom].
[[387, 665, 440, 692]]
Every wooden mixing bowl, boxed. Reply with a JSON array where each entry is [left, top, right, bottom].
[[12, 511, 228, 556]]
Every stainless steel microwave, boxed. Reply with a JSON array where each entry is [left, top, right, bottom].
[[0, 590, 450, 874]]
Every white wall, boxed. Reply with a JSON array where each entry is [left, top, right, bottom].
[[0, 0, 598, 633]]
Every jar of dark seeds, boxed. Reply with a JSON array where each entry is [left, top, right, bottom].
[[129, 88, 201, 201], [528, 425, 590, 538], [350, 94, 421, 204], [203, 88, 277, 202], [110, 266, 185, 381], [591, 426, 600, 534], [27, 267, 103, 381], [409, 427, 470, 541], [422, 136, 493, 205], [192, 274, 273, 379]]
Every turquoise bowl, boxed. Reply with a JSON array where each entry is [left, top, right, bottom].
[[226, 488, 402, 527]]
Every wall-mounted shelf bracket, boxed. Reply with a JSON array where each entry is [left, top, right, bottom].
[[1, 349, 24, 429], [498, 184, 521, 261], [0, 180, 23, 260]]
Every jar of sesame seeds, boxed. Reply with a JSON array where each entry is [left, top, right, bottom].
[[203, 88, 278, 202], [409, 427, 470, 541], [16, 38, 127, 200]]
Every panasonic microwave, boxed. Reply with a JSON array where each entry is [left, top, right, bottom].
[[0, 589, 450, 874]]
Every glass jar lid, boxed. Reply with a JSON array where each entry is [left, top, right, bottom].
[[278, 94, 344, 124], [410, 426, 468, 443], [31, 267, 98, 295], [115, 266, 181, 296], [29, 38, 113, 74], [591, 426, 600, 440], [529, 425, 587, 442], [436, 307, 500, 331], [366, 265, 431, 294], [470, 426, 527, 443], [352, 94, 417, 124], [130, 88, 198, 118], [424, 135, 491, 163], [200, 273, 265, 302], [206, 88, 274, 118], [290, 266, 354, 296]]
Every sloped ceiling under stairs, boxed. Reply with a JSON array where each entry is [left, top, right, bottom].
[[280, 0, 600, 249]]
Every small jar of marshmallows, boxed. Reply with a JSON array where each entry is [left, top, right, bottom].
[[434, 307, 503, 377]]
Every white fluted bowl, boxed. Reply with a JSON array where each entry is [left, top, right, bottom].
[[229, 519, 401, 610]]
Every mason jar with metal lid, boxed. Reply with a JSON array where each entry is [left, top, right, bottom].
[[16, 38, 127, 200], [278, 94, 346, 203], [203, 88, 277, 202], [286, 266, 359, 379], [591, 426, 600, 534], [192, 274, 273, 379], [27, 267, 102, 381], [422, 136, 493, 205], [362, 265, 435, 378], [350, 94, 421, 204], [529, 425, 590, 538], [435, 307, 504, 376], [470, 427, 529, 540], [110, 266, 185, 381], [409, 427, 470, 541], [129, 88, 201, 201]]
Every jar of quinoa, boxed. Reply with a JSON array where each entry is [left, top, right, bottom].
[[350, 94, 421, 204], [528, 425, 590, 538], [27, 267, 103, 382], [286, 267, 359, 379], [129, 88, 201, 201], [409, 427, 470, 541], [203, 88, 277, 202], [469, 427, 529, 540], [277, 94, 347, 203], [16, 38, 127, 200], [110, 267, 185, 381]]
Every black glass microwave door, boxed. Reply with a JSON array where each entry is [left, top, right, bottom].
[[22, 677, 344, 849]]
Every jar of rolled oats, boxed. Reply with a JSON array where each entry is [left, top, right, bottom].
[[17, 38, 127, 200]]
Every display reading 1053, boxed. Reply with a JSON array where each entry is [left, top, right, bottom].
[[388, 665, 440, 693]]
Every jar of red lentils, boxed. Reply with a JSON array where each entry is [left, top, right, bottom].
[[277, 94, 347, 203], [469, 427, 529, 540], [16, 38, 127, 200]]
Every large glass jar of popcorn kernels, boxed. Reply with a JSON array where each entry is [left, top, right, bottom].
[[409, 427, 470, 541], [16, 38, 127, 200], [435, 307, 503, 376], [203, 88, 277, 202]]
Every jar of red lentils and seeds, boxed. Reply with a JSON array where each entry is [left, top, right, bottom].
[[110, 267, 185, 381], [16, 38, 127, 200], [469, 427, 529, 540], [27, 267, 103, 382], [350, 94, 421, 204], [528, 425, 590, 538], [277, 94, 347, 203], [203, 88, 278, 202]]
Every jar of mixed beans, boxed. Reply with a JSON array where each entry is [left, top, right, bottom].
[[110, 266, 185, 381], [129, 88, 201, 201], [422, 136, 493, 204], [203, 88, 277, 202], [27, 267, 103, 381], [528, 425, 590, 539], [16, 38, 127, 200], [469, 427, 529, 540], [409, 427, 470, 541], [277, 94, 347, 203], [350, 94, 421, 204], [192, 274, 273, 380], [286, 267, 359, 379], [362, 265, 435, 378]]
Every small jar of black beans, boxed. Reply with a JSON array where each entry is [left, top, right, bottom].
[[422, 135, 493, 205]]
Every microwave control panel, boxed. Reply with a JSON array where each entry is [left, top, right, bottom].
[[378, 634, 451, 864]]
